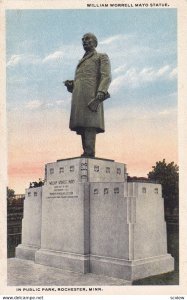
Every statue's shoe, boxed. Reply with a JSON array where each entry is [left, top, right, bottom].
[[81, 153, 95, 158]]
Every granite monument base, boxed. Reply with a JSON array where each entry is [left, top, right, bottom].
[[16, 157, 174, 281], [90, 254, 174, 281], [16, 244, 39, 261], [35, 250, 90, 274]]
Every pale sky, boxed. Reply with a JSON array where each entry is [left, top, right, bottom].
[[6, 9, 177, 193]]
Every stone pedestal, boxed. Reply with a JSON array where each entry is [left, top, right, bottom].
[[16, 157, 174, 281]]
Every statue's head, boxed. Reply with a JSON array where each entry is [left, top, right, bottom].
[[82, 33, 98, 52]]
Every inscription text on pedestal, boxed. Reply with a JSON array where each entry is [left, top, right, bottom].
[[47, 180, 78, 200]]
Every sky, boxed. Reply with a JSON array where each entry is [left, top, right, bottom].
[[6, 9, 177, 193]]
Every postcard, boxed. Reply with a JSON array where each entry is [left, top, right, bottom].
[[0, 0, 187, 298]]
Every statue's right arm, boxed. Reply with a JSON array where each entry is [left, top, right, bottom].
[[64, 80, 74, 93]]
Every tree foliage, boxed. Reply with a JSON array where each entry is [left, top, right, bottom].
[[29, 178, 44, 188], [7, 187, 15, 198], [148, 159, 179, 214], [7, 187, 15, 205]]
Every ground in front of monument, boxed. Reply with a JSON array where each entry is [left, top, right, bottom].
[[7, 258, 131, 286]]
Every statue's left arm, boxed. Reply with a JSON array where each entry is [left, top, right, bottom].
[[88, 54, 111, 112], [97, 53, 112, 96]]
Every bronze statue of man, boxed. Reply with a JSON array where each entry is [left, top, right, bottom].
[[64, 33, 111, 157]]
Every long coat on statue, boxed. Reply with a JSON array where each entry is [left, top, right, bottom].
[[69, 50, 111, 134]]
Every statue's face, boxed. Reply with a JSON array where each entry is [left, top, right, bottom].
[[82, 34, 96, 52]]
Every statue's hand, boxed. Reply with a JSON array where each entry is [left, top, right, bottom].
[[64, 80, 74, 93], [96, 91, 105, 101], [88, 92, 105, 112], [88, 98, 101, 112]]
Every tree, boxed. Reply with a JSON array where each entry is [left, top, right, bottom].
[[7, 187, 15, 205], [29, 178, 44, 188], [148, 159, 179, 215]]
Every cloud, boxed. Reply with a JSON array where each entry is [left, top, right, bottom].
[[25, 100, 43, 110], [7, 54, 41, 67], [45, 99, 66, 108], [159, 107, 177, 116], [110, 65, 177, 92], [7, 50, 64, 68], [100, 34, 130, 45], [169, 67, 177, 79], [99, 35, 176, 79], [7, 55, 23, 67], [157, 65, 170, 76], [43, 51, 64, 63], [99, 35, 153, 62], [137, 66, 172, 82], [23, 99, 67, 111], [113, 64, 127, 74], [56, 100, 64, 105], [46, 103, 54, 108], [105, 104, 177, 128], [109, 75, 126, 93]]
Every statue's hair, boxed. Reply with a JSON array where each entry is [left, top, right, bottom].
[[83, 33, 98, 47]]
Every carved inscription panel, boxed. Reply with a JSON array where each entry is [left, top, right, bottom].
[[46, 180, 78, 199]]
